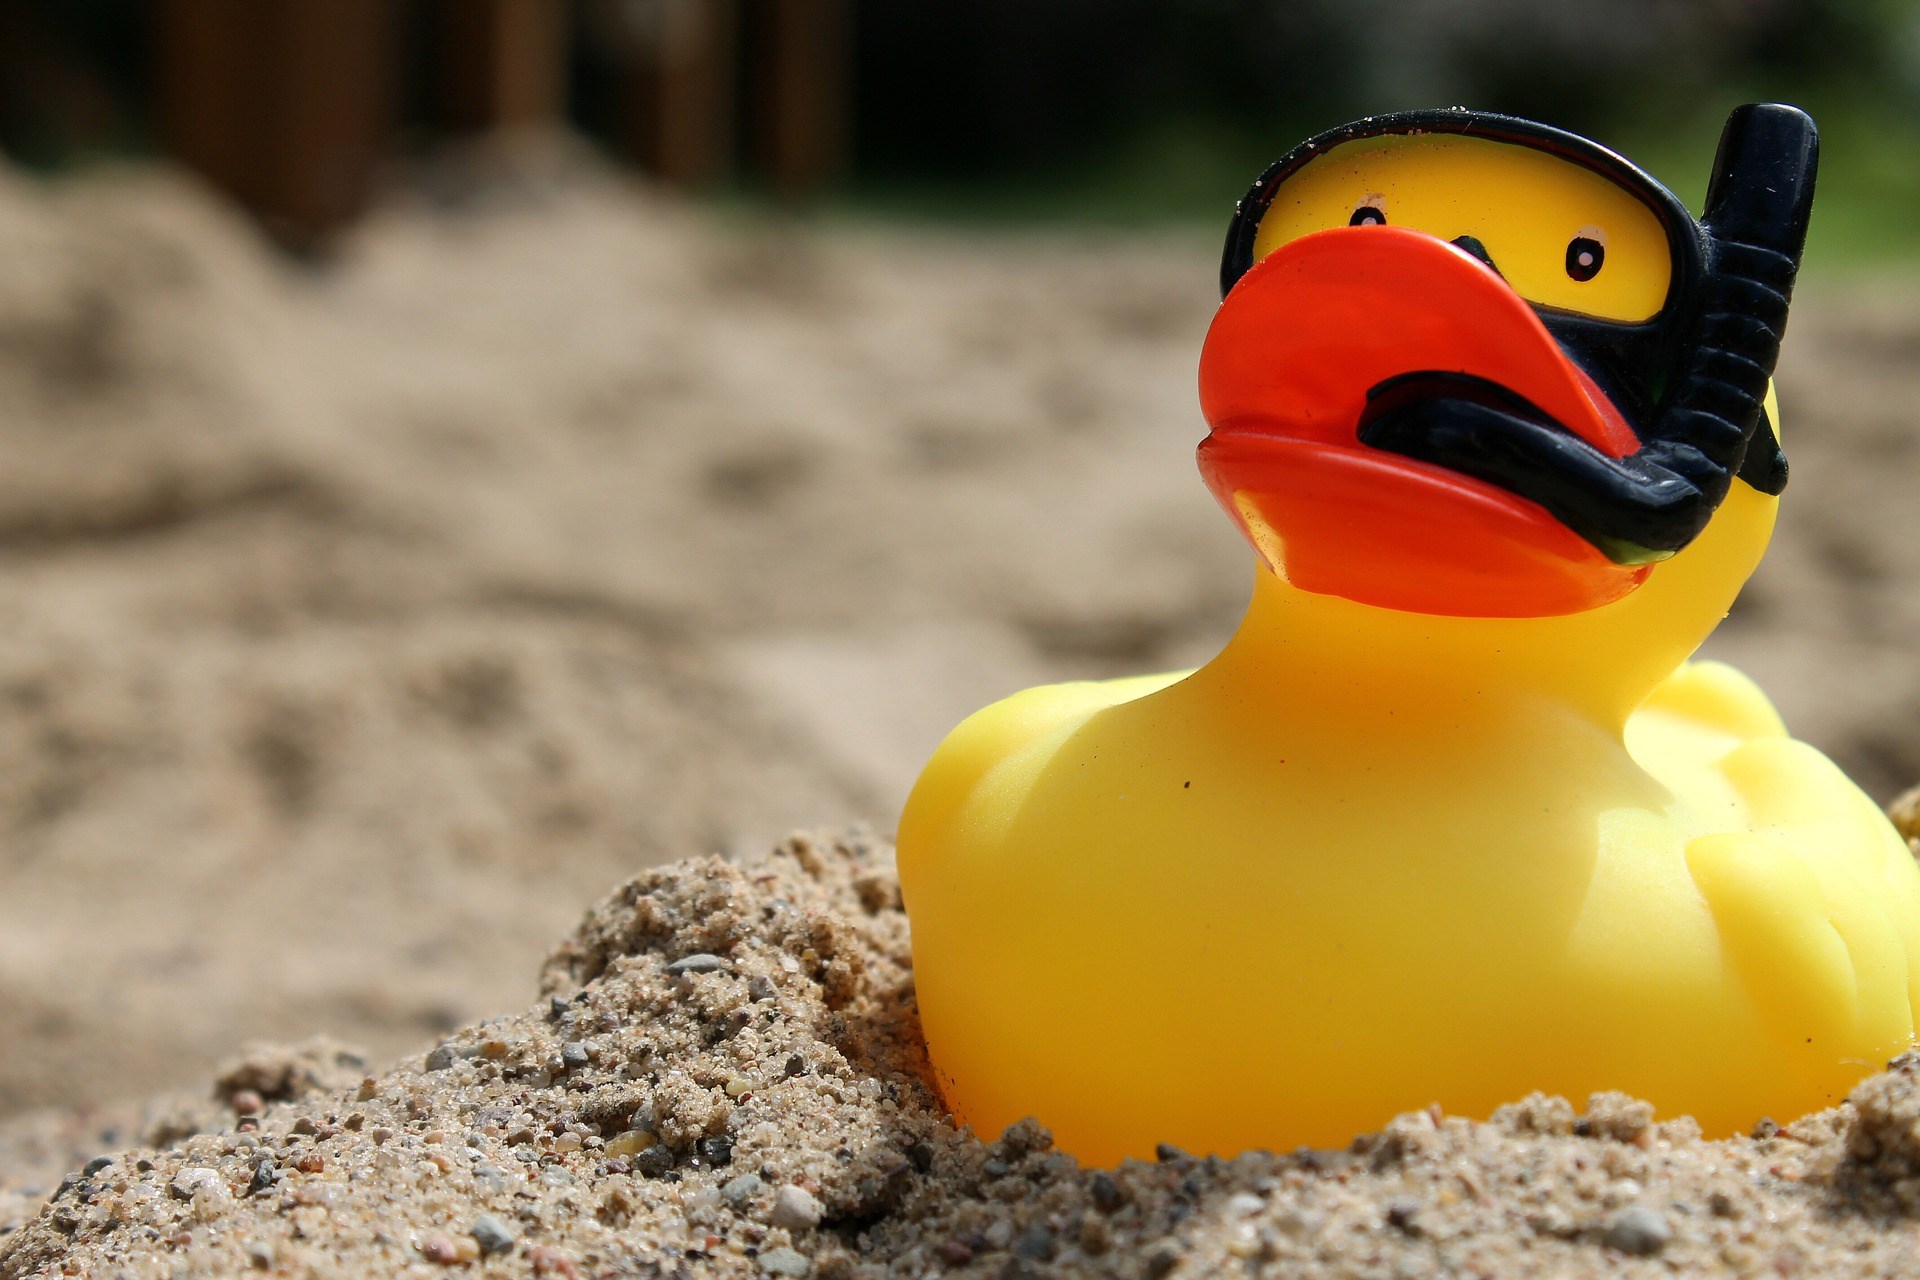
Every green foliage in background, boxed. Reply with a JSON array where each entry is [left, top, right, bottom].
[[844, 0, 1920, 272], [4, 0, 1916, 269]]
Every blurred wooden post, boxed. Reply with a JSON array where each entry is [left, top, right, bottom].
[[156, 0, 397, 249], [625, 0, 740, 188], [154, 0, 254, 205], [436, 0, 569, 134], [755, 0, 849, 201]]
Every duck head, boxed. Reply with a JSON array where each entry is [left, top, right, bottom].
[[1200, 104, 1817, 618]]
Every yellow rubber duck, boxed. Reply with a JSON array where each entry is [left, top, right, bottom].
[[899, 104, 1920, 1165]]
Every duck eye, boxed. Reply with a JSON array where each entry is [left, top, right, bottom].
[[1349, 204, 1387, 227], [1566, 236, 1605, 281]]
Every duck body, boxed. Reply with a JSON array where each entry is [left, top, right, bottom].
[[901, 480, 1920, 1163], [899, 104, 1920, 1163]]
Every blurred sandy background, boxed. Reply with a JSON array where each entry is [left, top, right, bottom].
[[0, 0, 1916, 1140]]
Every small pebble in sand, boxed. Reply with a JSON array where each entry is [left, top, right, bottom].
[[1144, 1245, 1183, 1277], [666, 954, 726, 976], [770, 1184, 824, 1231], [602, 1130, 656, 1158], [1223, 1221, 1263, 1259], [470, 1214, 516, 1255], [528, 1244, 580, 1278], [560, 1042, 589, 1071], [168, 1168, 220, 1202], [1602, 1205, 1673, 1255], [424, 1046, 457, 1073], [192, 1184, 232, 1223], [759, 1246, 811, 1277], [632, 1145, 674, 1177], [1225, 1193, 1265, 1218], [698, 1135, 733, 1167], [1387, 1197, 1422, 1234], [1089, 1172, 1125, 1212], [230, 1089, 264, 1117], [722, 1173, 765, 1206], [420, 1233, 480, 1265], [1013, 1225, 1056, 1260]]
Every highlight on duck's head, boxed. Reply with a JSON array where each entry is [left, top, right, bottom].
[[1198, 104, 1818, 618]]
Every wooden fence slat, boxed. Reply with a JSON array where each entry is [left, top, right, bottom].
[[626, 0, 740, 188], [755, 0, 849, 201], [437, 0, 568, 133], [156, 0, 262, 209], [154, 0, 856, 243], [261, 0, 397, 244], [157, 0, 397, 249]]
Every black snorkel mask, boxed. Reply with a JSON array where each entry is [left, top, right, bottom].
[[1216, 104, 1818, 565]]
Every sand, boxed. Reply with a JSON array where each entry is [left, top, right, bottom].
[[0, 150, 1231, 1118], [1, 147, 1919, 1273], [9, 831, 1920, 1278]]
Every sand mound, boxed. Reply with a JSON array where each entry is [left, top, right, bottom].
[[8, 832, 1920, 1278], [0, 157, 1235, 1117]]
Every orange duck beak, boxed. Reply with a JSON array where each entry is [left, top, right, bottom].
[[1198, 225, 1650, 617]]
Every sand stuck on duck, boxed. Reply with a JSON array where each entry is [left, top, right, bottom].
[[10, 825, 1920, 1278]]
